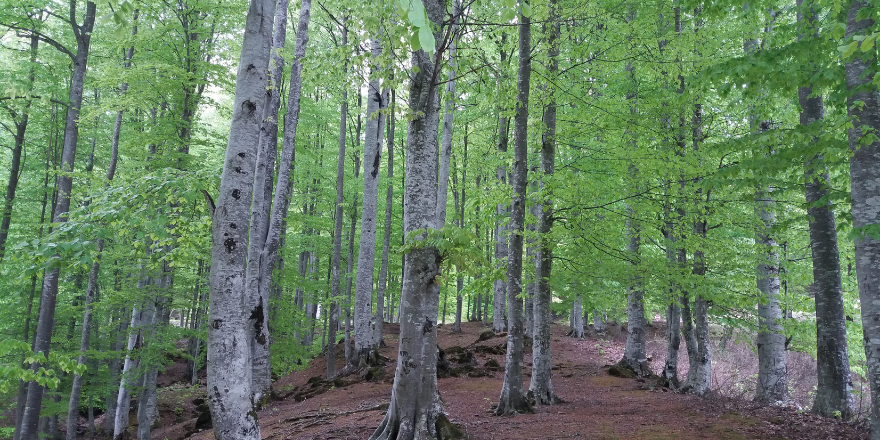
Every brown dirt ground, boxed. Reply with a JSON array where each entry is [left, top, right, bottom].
[[134, 321, 867, 440]]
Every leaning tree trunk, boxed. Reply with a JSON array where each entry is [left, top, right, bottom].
[[754, 188, 787, 404], [0, 34, 38, 263], [354, 35, 388, 365], [844, 0, 880, 435], [496, 8, 534, 416], [529, 0, 560, 405], [797, 0, 852, 418], [205, 0, 276, 436], [327, 23, 349, 380], [17, 4, 96, 440], [243, 0, 291, 404], [368, 1, 460, 438]]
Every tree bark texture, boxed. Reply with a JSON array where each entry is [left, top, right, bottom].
[[529, 0, 559, 405], [205, 0, 277, 436], [496, 10, 534, 416], [797, 0, 853, 419], [17, 4, 96, 439], [754, 189, 787, 404], [354, 35, 388, 363], [375, 89, 396, 348], [243, 0, 291, 403], [493, 42, 511, 334], [844, 1, 880, 435], [369, 1, 454, 437]]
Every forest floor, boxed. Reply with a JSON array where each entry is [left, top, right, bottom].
[[115, 319, 867, 439]]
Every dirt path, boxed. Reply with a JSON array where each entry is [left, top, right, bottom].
[[166, 321, 866, 440]]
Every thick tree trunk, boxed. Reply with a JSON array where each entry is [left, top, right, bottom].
[[205, 0, 277, 436], [354, 35, 388, 364], [243, 0, 291, 403], [797, 0, 852, 419], [529, 0, 559, 405], [17, 5, 96, 439], [844, 1, 880, 435], [368, 1, 457, 437], [496, 9, 534, 416], [754, 189, 787, 403]]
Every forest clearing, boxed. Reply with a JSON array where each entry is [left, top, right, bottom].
[[3, 0, 880, 439]]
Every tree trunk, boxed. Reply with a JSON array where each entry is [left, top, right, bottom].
[[754, 188, 787, 403], [137, 275, 172, 440], [345, 152, 360, 365], [327, 23, 349, 379], [354, 35, 388, 364], [493, 38, 511, 334], [243, 0, 292, 404], [205, 0, 277, 436], [114, 297, 148, 439], [570, 299, 584, 338], [797, 0, 852, 419], [529, 0, 560, 405], [374, 89, 396, 348], [0, 34, 38, 263], [17, 5, 96, 439], [369, 1, 457, 437], [844, 1, 880, 434], [496, 8, 534, 416]]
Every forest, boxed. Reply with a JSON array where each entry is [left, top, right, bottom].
[[1, 0, 879, 438]]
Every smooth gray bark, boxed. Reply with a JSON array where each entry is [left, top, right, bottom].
[[496, 9, 534, 416], [114, 298, 147, 439], [754, 189, 787, 403], [344, 152, 360, 365], [137, 277, 171, 440], [570, 299, 584, 338], [844, 1, 880, 435], [368, 1, 455, 437], [374, 90, 396, 348], [354, 35, 388, 363], [17, 4, 96, 439], [244, 0, 290, 403], [205, 0, 277, 436], [797, 0, 853, 418]]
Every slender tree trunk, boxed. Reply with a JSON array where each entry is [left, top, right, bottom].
[[529, 0, 560, 405], [844, 1, 880, 435], [496, 8, 534, 416], [354, 34, 388, 364], [137, 274, 172, 440], [344, 152, 360, 365], [0, 35, 38, 263], [493, 39, 511, 334], [114, 297, 147, 439], [797, 0, 852, 418], [205, 0, 277, 436], [17, 5, 96, 439], [66, 16, 134, 437], [327, 23, 348, 379], [369, 1, 459, 437], [374, 89, 396, 348], [618, 4, 648, 378]]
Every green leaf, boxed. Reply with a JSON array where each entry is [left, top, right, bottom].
[[418, 26, 435, 54], [502, 9, 516, 22], [522, 3, 532, 18], [410, 31, 422, 52], [861, 35, 875, 52]]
